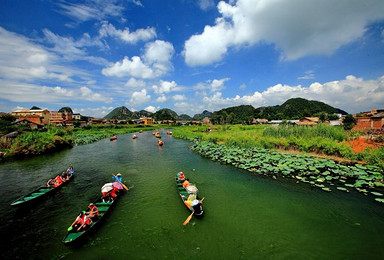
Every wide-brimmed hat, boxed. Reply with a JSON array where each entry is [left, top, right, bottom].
[[117, 173, 121, 176]]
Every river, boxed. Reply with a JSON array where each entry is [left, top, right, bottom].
[[0, 130, 384, 259]]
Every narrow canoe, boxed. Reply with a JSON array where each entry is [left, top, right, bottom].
[[175, 173, 203, 217], [62, 191, 124, 244], [10, 173, 74, 206]]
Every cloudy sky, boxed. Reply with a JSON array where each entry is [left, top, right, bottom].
[[0, 0, 383, 118]]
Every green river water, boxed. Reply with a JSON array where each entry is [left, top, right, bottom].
[[1, 130, 384, 259]]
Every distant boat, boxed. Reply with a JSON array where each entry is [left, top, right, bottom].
[[132, 135, 137, 139], [167, 131, 172, 135], [158, 140, 164, 146], [110, 136, 117, 141], [155, 132, 161, 138]]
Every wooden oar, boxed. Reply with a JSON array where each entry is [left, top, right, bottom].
[[183, 212, 194, 226], [183, 197, 205, 226], [112, 174, 128, 190]]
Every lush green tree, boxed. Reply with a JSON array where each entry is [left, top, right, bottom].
[[343, 114, 357, 130]]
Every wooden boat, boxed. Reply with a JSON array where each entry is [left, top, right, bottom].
[[175, 173, 203, 217], [167, 131, 172, 135], [110, 136, 117, 141], [132, 134, 137, 139], [62, 190, 125, 244], [155, 132, 161, 138], [158, 140, 164, 146], [10, 173, 74, 206]]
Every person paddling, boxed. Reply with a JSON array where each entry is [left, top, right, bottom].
[[112, 173, 122, 183]]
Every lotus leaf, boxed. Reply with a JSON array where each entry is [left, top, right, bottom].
[[375, 198, 384, 203], [371, 192, 383, 196], [321, 187, 331, 192], [353, 180, 368, 188], [315, 184, 325, 188], [337, 187, 348, 192], [316, 178, 325, 183]]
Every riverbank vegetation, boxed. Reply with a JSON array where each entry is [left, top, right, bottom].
[[1, 124, 156, 159], [172, 124, 384, 168]]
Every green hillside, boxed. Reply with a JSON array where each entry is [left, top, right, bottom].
[[104, 106, 134, 120]]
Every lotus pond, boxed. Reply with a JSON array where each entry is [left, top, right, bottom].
[[191, 141, 384, 203]]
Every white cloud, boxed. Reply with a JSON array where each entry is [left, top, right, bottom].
[[73, 106, 114, 118], [99, 21, 156, 44], [56, 0, 125, 23], [198, 0, 215, 11], [298, 70, 315, 80], [102, 40, 174, 79], [184, 0, 384, 66], [0, 79, 112, 103], [144, 105, 158, 113], [201, 74, 384, 114], [43, 29, 109, 65], [194, 78, 230, 92], [143, 40, 175, 74], [128, 89, 151, 107], [125, 78, 146, 88], [153, 80, 181, 94], [172, 94, 187, 101], [156, 95, 167, 103], [102, 56, 155, 78], [0, 27, 74, 82]]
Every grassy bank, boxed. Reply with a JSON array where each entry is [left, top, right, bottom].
[[1, 124, 156, 160], [172, 124, 384, 168]]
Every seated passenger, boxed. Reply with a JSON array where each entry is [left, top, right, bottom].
[[86, 203, 99, 220], [70, 211, 92, 232], [46, 178, 55, 187], [61, 171, 69, 181], [177, 172, 185, 180], [54, 175, 63, 187], [182, 180, 190, 188]]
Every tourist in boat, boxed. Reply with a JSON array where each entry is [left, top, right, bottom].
[[66, 165, 74, 177], [191, 199, 203, 215], [54, 175, 63, 187], [177, 172, 185, 180], [112, 173, 123, 183], [86, 203, 99, 220], [70, 211, 92, 232], [46, 178, 55, 187], [182, 180, 190, 188], [61, 170, 69, 181]]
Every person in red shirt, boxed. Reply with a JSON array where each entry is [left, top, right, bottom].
[[54, 175, 63, 187]]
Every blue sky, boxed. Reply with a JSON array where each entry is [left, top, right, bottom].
[[0, 0, 383, 118]]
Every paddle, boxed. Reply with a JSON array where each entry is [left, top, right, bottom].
[[67, 213, 81, 231], [183, 212, 194, 226], [112, 174, 128, 190], [182, 197, 204, 226]]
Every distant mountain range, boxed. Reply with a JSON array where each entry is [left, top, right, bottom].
[[103, 98, 348, 122]]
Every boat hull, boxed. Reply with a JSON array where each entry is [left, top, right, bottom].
[[175, 174, 203, 217], [11, 174, 74, 206], [62, 191, 125, 244]]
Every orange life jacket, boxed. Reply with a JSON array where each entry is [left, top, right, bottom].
[[182, 180, 190, 188]]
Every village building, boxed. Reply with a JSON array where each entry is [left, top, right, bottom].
[[353, 112, 384, 131], [202, 117, 210, 124], [11, 109, 50, 125], [72, 113, 81, 120], [141, 117, 154, 125], [296, 117, 319, 126], [252, 118, 269, 124]]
